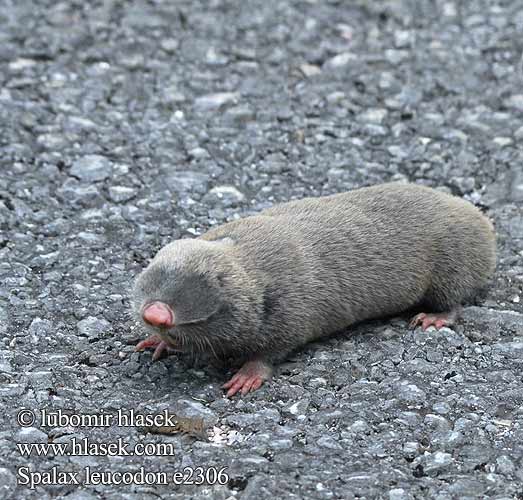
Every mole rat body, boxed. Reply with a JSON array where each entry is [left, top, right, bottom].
[[132, 183, 496, 396]]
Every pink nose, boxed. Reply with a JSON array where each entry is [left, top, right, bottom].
[[142, 302, 174, 327]]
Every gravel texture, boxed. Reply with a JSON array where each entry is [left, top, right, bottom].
[[1, 0, 523, 498]]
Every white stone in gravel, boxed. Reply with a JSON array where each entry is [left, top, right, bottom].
[[108, 186, 137, 202], [358, 108, 388, 124], [389, 488, 409, 500], [424, 451, 453, 472], [9, 58, 37, 70], [242, 456, 269, 465], [287, 399, 309, 416], [160, 38, 179, 53], [493, 137, 513, 147], [300, 63, 321, 77], [209, 185, 245, 203], [194, 92, 239, 111], [323, 51, 357, 68], [188, 147, 210, 159], [71, 155, 112, 182]]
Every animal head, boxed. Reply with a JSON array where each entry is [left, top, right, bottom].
[[132, 237, 259, 357]]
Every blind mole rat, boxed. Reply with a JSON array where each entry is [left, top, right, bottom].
[[132, 183, 496, 397]]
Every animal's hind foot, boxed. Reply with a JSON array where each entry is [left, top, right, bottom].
[[409, 309, 460, 331]]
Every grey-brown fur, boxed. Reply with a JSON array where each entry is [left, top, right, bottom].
[[132, 183, 496, 365]]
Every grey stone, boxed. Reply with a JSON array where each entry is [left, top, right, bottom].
[[496, 455, 516, 475], [108, 186, 137, 202], [0, 351, 13, 373], [402, 441, 420, 460], [170, 398, 218, 426], [194, 92, 239, 111], [70, 155, 112, 182], [423, 451, 453, 474], [57, 180, 104, 206], [317, 435, 343, 450], [424, 414, 451, 432], [28, 318, 53, 339], [504, 94, 523, 111], [385, 49, 409, 64], [226, 413, 259, 428], [349, 420, 370, 434], [462, 307, 523, 335], [224, 105, 256, 123], [388, 145, 409, 159], [77, 316, 111, 340], [510, 169, 523, 202], [161, 170, 210, 194], [17, 426, 48, 443], [432, 430, 464, 451], [0, 467, 17, 498], [397, 382, 426, 404], [432, 402, 451, 415]]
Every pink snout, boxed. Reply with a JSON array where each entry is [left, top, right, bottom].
[[142, 301, 175, 328]]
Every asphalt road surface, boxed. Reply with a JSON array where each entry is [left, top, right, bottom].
[[0, 1, 522, 498]]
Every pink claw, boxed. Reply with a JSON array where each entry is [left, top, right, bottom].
[[135, 334, 175, 361], [409, 312, 455, 331], [152, 341, 171, 361], [222, 360, 272, 398], [135, 334, 162, 351]]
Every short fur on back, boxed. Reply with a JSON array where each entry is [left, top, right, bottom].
[[133, 183, 496, 364]]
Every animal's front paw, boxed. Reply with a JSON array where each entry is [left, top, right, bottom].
[[135, 334, 176, 361], [222, 360, 273, 397]]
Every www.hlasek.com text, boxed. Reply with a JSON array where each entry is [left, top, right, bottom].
[[18, 436, 177, 457]]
